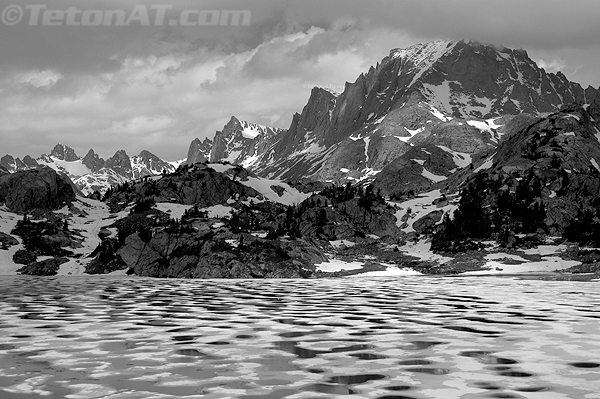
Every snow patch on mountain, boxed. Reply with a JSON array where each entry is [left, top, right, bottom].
[[155, 203, 192, 220], [202, 204, 233, 219], [428, 103, 453, 122], [396, 127, 424, 143], [37, 156, 91, 177], [0, 206, 23, 275], [74, 168, 129, 195], [423, 81, 453, 116], [168, 159, 186, 169], [240, 177, 311, 206], [391, 40, 457, 86], [423, 81, 495, 119], [241, 126, 261, 139], [474, 155, 495, 172], [363, 137, 371, 165], [436, 146, 472, 168], [391, 189, 458, 234], [421, 168, 447, 182]]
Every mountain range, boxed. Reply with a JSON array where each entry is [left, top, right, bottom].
[[1, 144, 183, 195], [3, 40, 597, 197], [183, 39, 598, 189]]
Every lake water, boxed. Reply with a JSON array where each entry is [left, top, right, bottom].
[[0, 276, 599, 399]]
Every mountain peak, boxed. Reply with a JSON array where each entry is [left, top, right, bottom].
[[389, 39, 456, 63], [138, 149, 158, 159], [50, 143, 79, 162], [82, 149, 105, 172], [112, 149, 129, 158], [104, 150, 132, 175], [312, 86, 340, 97], [186, 137, 212, 165]]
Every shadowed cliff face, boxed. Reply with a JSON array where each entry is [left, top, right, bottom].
[[186, 138, 212, 165], [0, 168, 76, 213], [50, 144, 79, 162]]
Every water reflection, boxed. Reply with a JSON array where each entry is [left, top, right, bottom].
[[0, 276, 599, 398]]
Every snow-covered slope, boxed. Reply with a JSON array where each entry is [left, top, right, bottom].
[[37, 155, 92, 177], [0, 197, 116, 276], [209, 163, 311, 205]]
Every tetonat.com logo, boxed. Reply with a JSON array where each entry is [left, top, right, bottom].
[[1, 5, 251, 26]]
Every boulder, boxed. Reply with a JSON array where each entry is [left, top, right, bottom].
[[0, 168, 76, 213], [413, 210, 444, 234], [16, 257, 69, 276], [0, 232, 18, 248], [12, 249, 36, 265]]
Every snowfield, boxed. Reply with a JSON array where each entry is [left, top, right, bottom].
[[464, 255, 581, 275], [240, 177, 311, 206], [316, 259, 364, 273], [391, 189, 458, 234], [155, 203, 192, 220]]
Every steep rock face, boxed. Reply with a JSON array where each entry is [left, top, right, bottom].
[[22, 155, 39, 168], [82, 149, 105, 172], [308, 39, 598, 182], [0, 168, 76, 213], [1, 155, 23, 173], [418, 41, 596, 118], [253, 87, 339, 179], [0, 155, 36, 173], [186, 138, 212, 165], [50, 144, 79, 162]]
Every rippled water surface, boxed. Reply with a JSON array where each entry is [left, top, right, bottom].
[[0, 276, 599, 399]]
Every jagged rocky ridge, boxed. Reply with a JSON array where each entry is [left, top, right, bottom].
[[185, 117, 286, 167], [186, 40, 599, 190], [2, 144, 182, 195]]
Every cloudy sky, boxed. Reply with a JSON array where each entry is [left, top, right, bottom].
[[1, 0, 600, 161]]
